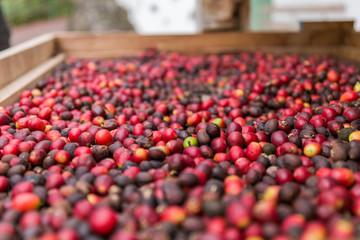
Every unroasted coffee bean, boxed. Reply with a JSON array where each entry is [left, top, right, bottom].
[[278, 182, 300, 203], [179, 172, 198, 187], [203, 199, 224, 217], [265, 119, 278, 135], [331, 146, 348, 161], [163, 181, 185, 205], [283, 154, 302, 171], [245, 169, 262, 185]]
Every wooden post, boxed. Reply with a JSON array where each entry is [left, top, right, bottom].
[[239, 0, 250, 31]]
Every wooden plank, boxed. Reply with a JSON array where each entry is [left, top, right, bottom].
[[301, 21, 354, 48], [55, 31, 344, 58], [55, 31, 293, 51], [0, 54, 65, 106], [301, 21, 354, 32], [239, 0, 250, 31], [0, 33, 56, 89], [344, 32, 360, 48], [54, 21, 355, 58], [337, 46, 360, 63], [63, 46, 340, 59]]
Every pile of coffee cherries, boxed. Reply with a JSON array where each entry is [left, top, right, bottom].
[[0, 48, 359, 239]]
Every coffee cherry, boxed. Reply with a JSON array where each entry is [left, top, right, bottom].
[[183, 136, 198, 148], [95, 129, 113, 146], [89, 207, 117, 235], [12, 193, 41, 212]]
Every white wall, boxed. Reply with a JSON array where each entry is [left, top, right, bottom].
[[271, 0, 360, 31], [116, 0, 199, 34]]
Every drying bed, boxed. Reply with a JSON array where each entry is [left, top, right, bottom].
[[0, 46, 359, 239]]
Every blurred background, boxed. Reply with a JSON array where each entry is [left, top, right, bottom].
[[1, 0, 360, 46]]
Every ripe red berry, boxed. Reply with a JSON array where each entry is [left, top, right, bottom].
[[95, 129, 113, 146], [327, 69, 339, 82], [246, 142, 262, 161], [162, 128, 178, 142], [331, 168, 354, 187], [28, 117, 46, 132], [89, 207, 117, 236], [68, 128, 82, 142], [0, 176, 9, 192], [54, 150, 71, 164], [303, 142, 322, 158], [12, 193, 41, 212], [226, 201, 251, 228], [276, 169, 294, 185]]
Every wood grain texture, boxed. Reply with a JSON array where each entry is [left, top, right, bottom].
[[345, 32, 360, 48], [301, 21, 354, 33], [55, 30, 344, 57], [60, 46, 340, 59], [239, 0, 250, 31], [338, 46, 360, 63], [0, 54, 65, 107], [54, 21, 354, 58], [0, 33, 56, 89]]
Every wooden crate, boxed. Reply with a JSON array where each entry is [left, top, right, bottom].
[[0, 21, 359, 106]]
